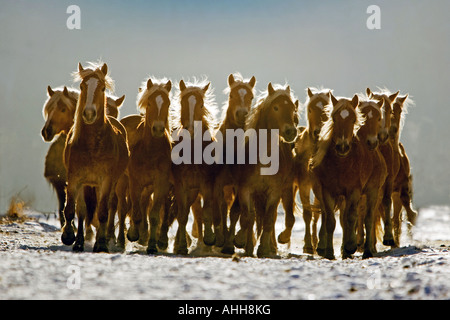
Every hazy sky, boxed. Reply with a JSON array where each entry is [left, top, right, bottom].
[[0, 0, 449, 213]]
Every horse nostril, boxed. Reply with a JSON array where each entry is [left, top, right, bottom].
[[285, 127, 297, 141], [313, 129, 321, 139]]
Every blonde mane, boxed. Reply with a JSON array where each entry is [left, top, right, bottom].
[[72, 61, 115, 93], [245, 83, 298, 131], [219, 72, 256, 127], [171, 77, 218, 131], [42, 86, 79, 119], [136, 76, 172, 114], [310, 97, 365, 168]]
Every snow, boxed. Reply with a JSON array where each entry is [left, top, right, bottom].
[[1, 206, 450, 300]]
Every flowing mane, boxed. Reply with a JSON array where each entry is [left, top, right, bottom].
[[136, 76, 172, 114], [72, 61, 115, 93], [310, 97, 365, 168], [245, 83, 298, 131], [171, 76, 218, 131], [219, 72, 256, 125]]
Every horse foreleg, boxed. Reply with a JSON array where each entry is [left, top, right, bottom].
[[84, 186, 97, 242], [257, 195, 279, 258], [222, 197, 240, 255], [235, 188, 255, 256], [127, 179, 142, 242], [106, 191, 118, 244], [61, 181, 80, 246], [277, 185, 296, 245], [93, 179, 113, 253], [381, 180, 395, 246], [316, 190, 335, 260], [174, 188, 190, 255], [201, 187, 216, 246], [341, 191, 360, 259], [147, 182, 170, 254], [115, 175, 128, 250]]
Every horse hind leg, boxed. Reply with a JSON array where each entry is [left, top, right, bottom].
[[222, 197, 240, 255]]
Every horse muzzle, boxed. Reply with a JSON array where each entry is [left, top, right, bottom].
[[335, 141, 351, 157], [82, 108, 97, 124], [152, 122, 165, 138], [282, 126, 298, 143], [41, 125, 54, 142]]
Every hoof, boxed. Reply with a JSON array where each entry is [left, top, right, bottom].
[[383, 238, 396, 247], [117, 234, 126, 250], [203, 232, 216, 246], [221, 244, 235, 255], [303, 246, 314, 255], [176, 247, 189, 255], [157, 239, 168, 251], [277, 231, 291, 244], [215, 232, 225, 248], [234, 230, 246, 249], [72, 241, 84, 252], [318, 247, 335, 260], [126, 225, 139, 242], [147, 243, 158, 255], [93, 240, 109, 253], [61, 227, 76, 246], [362, 250, 373, 259]]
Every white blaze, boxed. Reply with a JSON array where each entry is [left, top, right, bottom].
[[188, 95, 196, 128], [85, 78, 98, 109], [156, 95, 163, 116]]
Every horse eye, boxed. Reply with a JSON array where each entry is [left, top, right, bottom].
[[61, 107, 66, 113], [102, 87, 106, 92], [274, 105, 279, 111]]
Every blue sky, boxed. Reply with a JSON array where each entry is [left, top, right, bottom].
[[0, 0, 449, 211]]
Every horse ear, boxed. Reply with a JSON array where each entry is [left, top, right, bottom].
[[147, 78, 153, 90], [249, 76, 256, 88], [179, 80, 186, 91], [397, 94, 408, 104], [115, 95, 125, 107], [351, 94, 359, 108], [268, 83, 275, 96], [286, 85, 291, 95], [294, 100, 299, 110], [202, 82, 210, 93], [307, 88, 313, 98], [228, 74, 235, 87], [138, 87, 143, 93], [377, 98, 384, 109], [165, 80, 172, 93], [389, 91, 399, 102], [330, 93, 338, 106], [366, 88, 372, 98], [101, 63, 108, 76], [78, 63, 84, 73], [47, 86, 55, 97], [63, 86, 70, 97]]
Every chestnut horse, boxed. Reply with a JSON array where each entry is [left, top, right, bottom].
[[309, 94, 368, 259], [125, 77, 173, 254], [61, 62, 129, 253], [213, 73, 256, 254], [278, 87, 331, 254], [390, 94, 418, 246], [366, 88, 400, 247], [171, 78, 219, 254], [41, 85, 124, 231], [233, 83, 298, 257], [355, 97, 388, 257]]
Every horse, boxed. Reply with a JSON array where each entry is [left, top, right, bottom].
[[354, 97, 388, 257], [390, 94, 418, 246], [171, 78, 219, 255], [232, 82, 298, 257], [41, 85, 124, 230], [278, 87, 331, 254], [125, 77, 173, 254], [366, 88, 400, 247], [213, 73, 256, 254], [61, 62, 129, 253], [309, 94, 370, 259]]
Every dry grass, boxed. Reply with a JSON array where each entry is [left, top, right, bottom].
[[0, 196, 33, 224]]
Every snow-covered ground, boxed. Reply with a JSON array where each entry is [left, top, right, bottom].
[[1, 206, 450, 300]]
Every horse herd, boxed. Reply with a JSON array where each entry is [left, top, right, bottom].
[[41, 61, 417, 259]]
